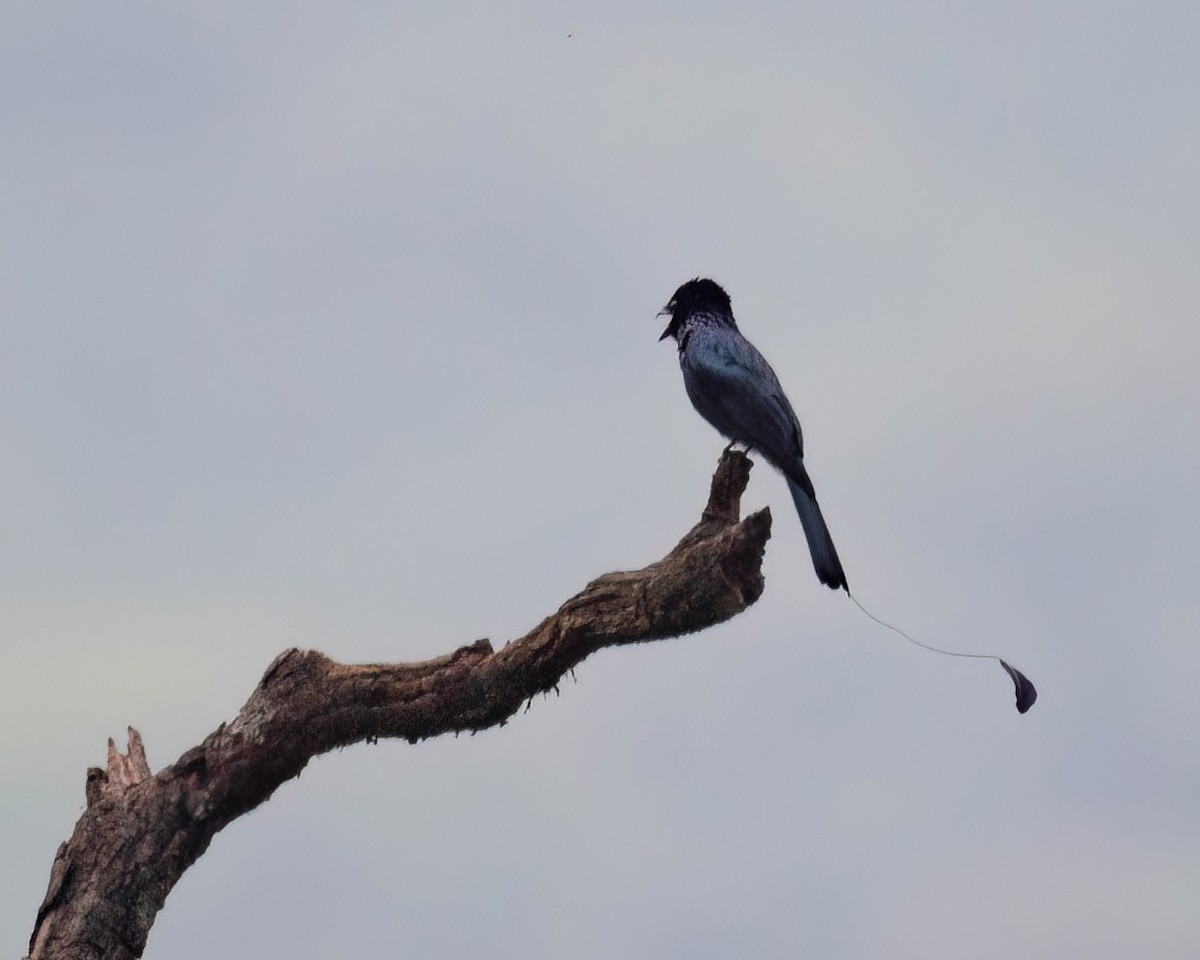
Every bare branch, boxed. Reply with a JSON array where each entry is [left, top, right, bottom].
[[28, 451, 772, 960]]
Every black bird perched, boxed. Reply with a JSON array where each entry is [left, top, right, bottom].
[[658, 277, 1038, 714], [659, 277, 847, 590]]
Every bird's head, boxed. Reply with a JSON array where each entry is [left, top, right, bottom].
[[658, 277, 733, 341]]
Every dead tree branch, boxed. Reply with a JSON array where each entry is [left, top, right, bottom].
[[28, 451, 771, 960]]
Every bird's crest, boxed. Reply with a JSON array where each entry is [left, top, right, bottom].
[[659, 277, 734, 341]]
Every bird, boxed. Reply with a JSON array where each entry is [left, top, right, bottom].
[[659, 278, 1038, 713], [659, 277, 848, 591]]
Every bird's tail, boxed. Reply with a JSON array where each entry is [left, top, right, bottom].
[[787, 472, 848, 591]]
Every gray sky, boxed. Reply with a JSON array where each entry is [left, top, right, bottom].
[[4, 2, 1198, 957]]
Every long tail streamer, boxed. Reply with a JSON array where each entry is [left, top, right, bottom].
[[847, 591, 1037, 714]]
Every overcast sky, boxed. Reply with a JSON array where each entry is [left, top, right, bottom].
[[3, 2, 1198, 958]]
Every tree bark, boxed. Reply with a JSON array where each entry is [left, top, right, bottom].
[[28, 451, 772, 960]]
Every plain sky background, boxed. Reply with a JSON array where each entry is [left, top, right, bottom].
[[3, 2, 1198, 957]]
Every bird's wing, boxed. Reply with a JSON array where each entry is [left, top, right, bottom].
[[682, 331, 806, 470]]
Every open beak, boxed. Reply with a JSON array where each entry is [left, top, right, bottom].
[[657, 305, 672, 341]]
